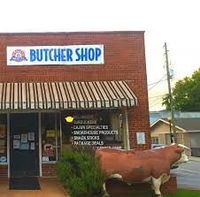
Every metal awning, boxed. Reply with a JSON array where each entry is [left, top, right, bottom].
[[0, 81, 138, 110]]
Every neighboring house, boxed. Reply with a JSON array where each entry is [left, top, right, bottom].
[[150, 111, 200, 125], [151, 118, 200, 156]]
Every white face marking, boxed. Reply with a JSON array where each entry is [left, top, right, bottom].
[[176, 151, 189, 165], [152, 173, 170, 196]]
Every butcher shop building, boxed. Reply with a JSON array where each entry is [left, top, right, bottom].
[[0, 31, 150, 178]]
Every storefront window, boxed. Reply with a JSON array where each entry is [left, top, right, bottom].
[[0, 114, 7, 164], [41, 113, 61, 163], [61, 110, 125, 149]]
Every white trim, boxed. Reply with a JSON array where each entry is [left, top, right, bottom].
[[38, 112, 42, 177], [151, 119, 169, 127], [124, 109, 130, 150], [42, 161, 57, 164], [186, 130, 200, 133], [59, 112, 63, 153], [151, 118, 186, 132], [7, 113, 10, 178], [55, 113, 58, 161]]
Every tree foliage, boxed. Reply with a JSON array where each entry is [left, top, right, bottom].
[[162, 68, 200, 111]]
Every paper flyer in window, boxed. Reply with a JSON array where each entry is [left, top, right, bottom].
[[21, 133, 28, 143], [30, 142, 35, 150], [42, 156, 49, 162], [0, 156, 6, 163], [20, 143, 29, 150], [136, 132, 146, 144], [13, 134, 20, 139], [28, 132, 35, 141], [13, 139, 20, 149], [46, 130, 56, 138]]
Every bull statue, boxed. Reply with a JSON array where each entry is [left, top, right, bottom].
[[96, 144, 189, 197]]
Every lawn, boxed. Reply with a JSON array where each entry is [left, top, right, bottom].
[[109, 189, 200, 197], [164, 189, 200, 197]]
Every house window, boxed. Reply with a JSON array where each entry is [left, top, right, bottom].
[[0, 114, 7, 164], [41, 113, 61, 163], [152, 137, 159, 144]]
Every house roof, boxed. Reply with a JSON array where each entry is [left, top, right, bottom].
[[173, 118, 200, 131], [151, 119, 185, 132], [151, 118, 200, 132]]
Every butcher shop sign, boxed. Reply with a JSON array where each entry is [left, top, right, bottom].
[[7, 45, 104, 66]]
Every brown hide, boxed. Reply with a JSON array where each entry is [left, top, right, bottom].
[[96, 144, 183, 182]]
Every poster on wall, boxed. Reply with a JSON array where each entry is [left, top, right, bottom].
[[136, 132, 146, 144]]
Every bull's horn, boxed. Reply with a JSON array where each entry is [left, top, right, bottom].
[[178, 144, 190, 150]]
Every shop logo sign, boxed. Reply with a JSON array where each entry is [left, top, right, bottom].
[[7, 45, 104, 66], [10, 49, 28, 62]]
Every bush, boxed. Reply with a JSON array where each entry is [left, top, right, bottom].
[[56, 147, 104, 197]]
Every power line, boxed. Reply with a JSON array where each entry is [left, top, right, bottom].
[[149, 94, 166, 99], [148, 76, 166, 86], [148, 76, 167, 91]]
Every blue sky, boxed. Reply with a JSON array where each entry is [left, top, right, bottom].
[[1, 0, 200, 110]]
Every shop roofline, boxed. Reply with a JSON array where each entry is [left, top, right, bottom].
[[0, 31, 145, 36]]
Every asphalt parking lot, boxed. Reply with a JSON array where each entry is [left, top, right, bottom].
[[171, 157, 200, 190]]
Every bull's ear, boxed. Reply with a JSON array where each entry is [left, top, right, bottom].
[[175, 147, 184, 153]]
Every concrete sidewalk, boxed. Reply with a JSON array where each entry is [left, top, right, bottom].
[[0, 177, 69, 197]]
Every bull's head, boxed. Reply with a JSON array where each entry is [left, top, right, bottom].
[[172, 144, 190, 167]]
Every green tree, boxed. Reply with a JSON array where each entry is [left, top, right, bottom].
[[162, 68, 200, 111]]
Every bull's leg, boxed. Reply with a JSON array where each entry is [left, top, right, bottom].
[[102, 182, 110, 197], [102, 174, 123, 197], [161, 173, 170, 184], [152, 177, 162, 197]]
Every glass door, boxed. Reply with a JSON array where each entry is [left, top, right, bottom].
[[10, 113, 39, 178]]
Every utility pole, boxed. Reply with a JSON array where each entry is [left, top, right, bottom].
[[164, 42, 176, 143]]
